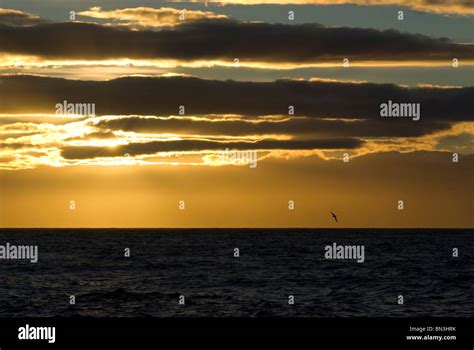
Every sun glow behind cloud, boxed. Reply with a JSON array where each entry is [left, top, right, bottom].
[[1, 112, 472, 170], [2, 55, 473, 73]]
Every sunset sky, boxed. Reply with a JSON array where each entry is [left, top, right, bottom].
[[0, 0, 472, 228]]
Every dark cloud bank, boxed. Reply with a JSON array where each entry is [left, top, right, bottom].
[[0, 20, 473, 62], [61, 138, 363, 159], [1, 75, 472, 122], [96, 116, 449, 138]]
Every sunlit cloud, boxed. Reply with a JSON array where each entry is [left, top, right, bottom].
[[3, 54, 473, 74], [0, 74, 471, 168], [0, 8, 44, 26], [1, 111, 472, 170], [77, 6, 228, 29]]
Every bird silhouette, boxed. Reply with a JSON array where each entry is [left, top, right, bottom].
[[331, 212, 338, 222]]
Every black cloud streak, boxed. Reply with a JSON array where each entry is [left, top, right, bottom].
[[61, 138, 363, 159], [0, 20, 472, 62], [1, 75, 472, 121], [96, 116, 450, 138]]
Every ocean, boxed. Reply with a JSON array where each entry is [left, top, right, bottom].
[[0, 229, 472, 317]]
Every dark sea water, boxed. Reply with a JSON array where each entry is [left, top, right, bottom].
[[0, 229, 472, 317]]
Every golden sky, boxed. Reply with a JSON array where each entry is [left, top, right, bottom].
[[1, 152, 472, 228], [0, 3, 472, 228]]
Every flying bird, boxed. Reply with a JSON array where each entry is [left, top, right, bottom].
[[331, 212, 338, 222]]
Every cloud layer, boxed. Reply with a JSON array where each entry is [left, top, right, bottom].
[[1, 75, 472, 121], [0, 8, 44, 26], [0, 75, 472, 170], [77, 6, 228, 28], [0, 20, 472, 65]]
